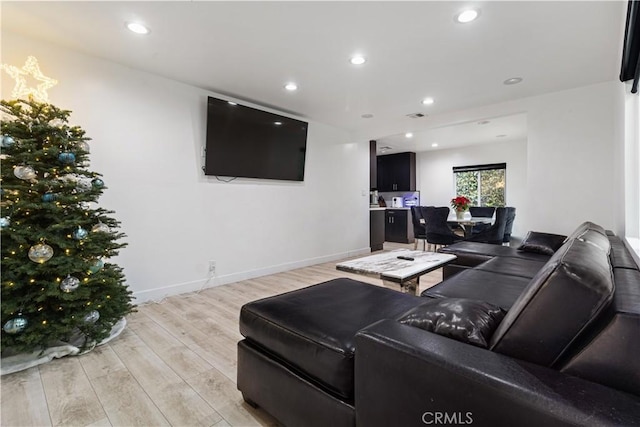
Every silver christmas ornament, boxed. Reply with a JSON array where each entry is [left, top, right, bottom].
[[83, 310, 100, 323], [3, 315, 28, 334], [91, 222, 110, 233], [13, 165, 36, 180], [60, 275, 80, 292], [78, 141, 90, 153], [28, 243, 54, 263]]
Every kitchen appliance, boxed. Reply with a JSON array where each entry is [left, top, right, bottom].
[[370, 190, 379, 205], [391, 197, 404, 208]]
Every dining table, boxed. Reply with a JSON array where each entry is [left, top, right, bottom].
[[446, 216, 493, 238]]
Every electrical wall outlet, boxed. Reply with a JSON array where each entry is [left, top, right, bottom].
[[208, 260, 216, 274]]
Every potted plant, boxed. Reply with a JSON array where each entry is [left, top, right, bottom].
[[451, 196, 471, 220]]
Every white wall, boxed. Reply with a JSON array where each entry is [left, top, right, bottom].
[[2, 33, 371, 302], [416, 139, 528, 239], [525, 82, 618, 235], [415, 81, 621, 238]]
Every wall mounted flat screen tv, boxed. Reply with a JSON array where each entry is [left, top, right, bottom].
[[204, 96, 308, 181]]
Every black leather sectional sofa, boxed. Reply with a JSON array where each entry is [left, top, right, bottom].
[[237, 222, 640, 426]]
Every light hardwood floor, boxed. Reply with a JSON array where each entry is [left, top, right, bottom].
[[1, 243, 444, 427]]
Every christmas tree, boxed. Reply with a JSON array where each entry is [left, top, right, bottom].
[[1, 98, 134, 354]]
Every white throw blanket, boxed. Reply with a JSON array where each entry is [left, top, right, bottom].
[[0, 317, 127, 375]]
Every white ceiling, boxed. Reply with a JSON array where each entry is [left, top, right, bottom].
[[1, 1, 624, 154]]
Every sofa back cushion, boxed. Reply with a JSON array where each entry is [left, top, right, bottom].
[[489, 238, 614, 367], [575, 229, 611, 254], [563, 221, 606, 242]]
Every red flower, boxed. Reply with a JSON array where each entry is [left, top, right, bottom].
[[450, 196, 471, 211]]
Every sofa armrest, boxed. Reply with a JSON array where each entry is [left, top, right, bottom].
[[355, 320, 640, 427]]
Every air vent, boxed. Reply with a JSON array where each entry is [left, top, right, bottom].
[[406, 113, 426, 118]]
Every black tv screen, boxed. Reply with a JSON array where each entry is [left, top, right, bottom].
[[204, 96, 308, 181]]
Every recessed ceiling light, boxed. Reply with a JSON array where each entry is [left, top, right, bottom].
[[126, 22, 150, 35], [227, 101, 237, 106], [422, 97, 435, 105], [350, 55, 366, 65], [431, 143, 439, 147], [274, 121, 283, 126], [503, 77, 523, 85], [405, 132, 413, 138], [361, 114, 374, 119], [284, 82, 298, 91], [478, 120, 491, 125], [456, 9, 479, 24]]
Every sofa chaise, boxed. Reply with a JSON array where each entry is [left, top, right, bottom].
[[237, 222, 640, 426]]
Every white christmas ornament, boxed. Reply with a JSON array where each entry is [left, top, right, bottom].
[[14, 165, 36, 180], [60, 275, 80, 292], [28, 243, 54, 263], [91, 223, 110, 233]]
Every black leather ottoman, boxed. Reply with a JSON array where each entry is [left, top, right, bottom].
[[237, 277, 423, 427]]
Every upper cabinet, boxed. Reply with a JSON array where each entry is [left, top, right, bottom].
[[376, 152, 416, 192]]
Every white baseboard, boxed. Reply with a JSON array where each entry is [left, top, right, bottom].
[[132, 246, 372, 304]]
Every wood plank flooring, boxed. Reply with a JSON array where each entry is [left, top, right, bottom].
[[1, 243, 444, 427]]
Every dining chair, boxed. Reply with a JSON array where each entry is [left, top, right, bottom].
[[468, 206, 495, 235], [423, 206, 464, 251], [410, 206, 428, 250], [469, 206, 496, 218], [502, 207, 517, 245], [465, 207, 508, 245]]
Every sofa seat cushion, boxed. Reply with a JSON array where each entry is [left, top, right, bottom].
[[475, 256, 547, 279], [490, 239, 614, 367], [421, 269, 531, 310], [239, 278, 423, 400]]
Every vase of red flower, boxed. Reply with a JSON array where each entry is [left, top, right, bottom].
[[451, 196, 471, 220]]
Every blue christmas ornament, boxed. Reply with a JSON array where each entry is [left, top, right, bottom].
[[73, 227, 88, 240], [42, 192, 57, 202], [88, 259, 104, 274], [0, 217, 10, 228], [1, 135, 15, 147], [3, 315, 28, 334], [58, 152, 76, 164], [91, 178, 104, 188]]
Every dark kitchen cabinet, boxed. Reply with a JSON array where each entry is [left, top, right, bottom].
[[385, 209, 414, 244], [376, 152, 416, 192], [370, 209, 385, 251]]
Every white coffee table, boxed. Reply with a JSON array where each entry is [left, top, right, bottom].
[[336, 249, 457, 295]]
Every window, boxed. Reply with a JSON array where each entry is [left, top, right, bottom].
[[453, 163, 506, 207]]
